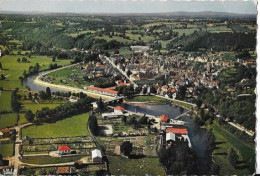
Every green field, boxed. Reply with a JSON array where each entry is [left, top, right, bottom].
[[47, 67, 81, 77], [0, 143, 14, 158], [0, 113, 17, 129], [127, 95, 169, 104], [210, 121, 255, 175], [21, 155, 83, 164], [0, 54, 72, 89], [22, 113, 89, 138], [67, 30, 96, 37], [18, 100, 66, 125], [108, 156, 165, 176], [0, 91, 12, 112]]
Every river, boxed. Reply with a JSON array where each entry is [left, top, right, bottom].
[[23, 71, 67, 92], [115, 103, 211, 174]]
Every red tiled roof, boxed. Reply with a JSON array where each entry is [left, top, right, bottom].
[[0, 128, 10, 133], [87, 86, 118, 95], [58, 145, 71, 151], [56, 167, 69, 174], [161, 115, 169, 122], [166, 127, 188, 135], [115, 106, 124, 111]]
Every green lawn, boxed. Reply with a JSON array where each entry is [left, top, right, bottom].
[[0, 54, 72, 89], [127, 95, 169, 104], [22, 113, 89, 138], [0, 143, 14, 158], [0, 113, 17, 129], [0, 91, 12, 112], [108, 156, 165, 176], [210, 121, 255, 175], [21, 155, 83, 164]]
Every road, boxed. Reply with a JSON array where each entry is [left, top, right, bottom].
[[228, 121, 254, 136], [9, 123, 33, 176], [215, 114, 254, 136]]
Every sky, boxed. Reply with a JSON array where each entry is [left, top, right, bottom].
[[0, 0, 257, 14]]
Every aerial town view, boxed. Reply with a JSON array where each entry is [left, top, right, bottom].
[[0, 0, 257, 175]]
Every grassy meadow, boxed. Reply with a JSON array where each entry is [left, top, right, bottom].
[[22, 113, 89, 138], [0, 143, 14, 158], [210, 121, 255, 175], [0, 113, 17, 129], [0, 91, 12, 112], [108, 156, 165, 176], [0, 54, 72, 89]]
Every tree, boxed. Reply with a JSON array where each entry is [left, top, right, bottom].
[[96, 97, 104, 112], [0, 74, 5, 80], [46, 87, 51, 99], [25, 110, 35, 122], [120, 141, 132, 156], [121, 116, 127, 124], [89, 115, 98, 136], [18, 76, 24, 85], [22, 57, 27, 62], [0, 62, 2, 69], [28, 92, 32, 100], [39, 91, 47, 100], [228, 148, 238, 167], [11, 89, 21, 112], [210, 163, 220, 175]]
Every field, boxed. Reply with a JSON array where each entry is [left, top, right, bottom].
[[22, 113, 89, 138], [127, 95, 169, 104], [0, 91, 12, 112], [67, 30, 96, 37], [210, 121, 254, 175], [0, 113, 17, 129], [21, 155, 83, 164], [0, 54, 72, 89], [0, 143, 14, 158], [108, 156, 165, 176]]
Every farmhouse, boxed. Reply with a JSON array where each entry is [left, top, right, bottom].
[[92, 149, 102, 163], [57, 145, 71, 155], [0, 128, 10, 136]]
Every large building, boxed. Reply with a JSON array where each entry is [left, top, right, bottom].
[[85, 86, 118, 97]]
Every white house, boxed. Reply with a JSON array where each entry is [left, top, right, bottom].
[[166, 132, 176, 142], [57, 145, 71, 155], [92, 149, 102, 163]]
